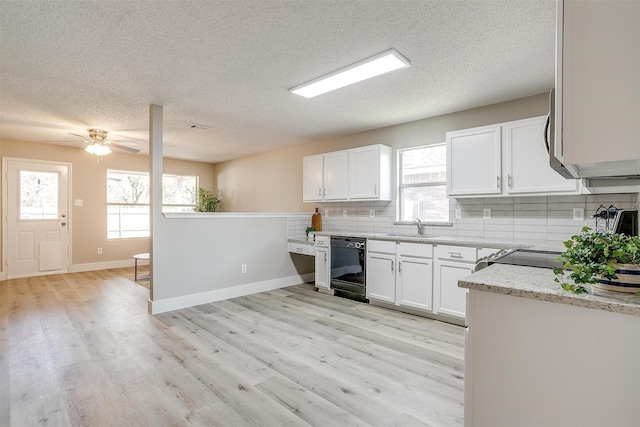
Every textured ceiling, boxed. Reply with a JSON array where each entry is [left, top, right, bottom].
[[0, 0, 555, 163]]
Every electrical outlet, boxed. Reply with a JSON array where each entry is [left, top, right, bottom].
[[324, 209, 329, 217], [241, 264, 247, 274], [75, 199, 83, 206], [455, 209, 462, 219], [369, 209, 375, 218], [343, 209, 347, 217], [573, 207, 585, 221], [483, 208, 491, 220], [97, 248, 102, 255]]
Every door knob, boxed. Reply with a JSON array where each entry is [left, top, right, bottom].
[[61, 222, 67, 226], [61, 214, 67, 218]]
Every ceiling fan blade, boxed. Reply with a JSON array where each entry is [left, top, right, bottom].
[[68, 132, 86, 139], [110, 143, 140, 153]]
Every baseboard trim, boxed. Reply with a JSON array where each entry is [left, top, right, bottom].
[[148, 272, 315, 315], [71, 259, 138, 272]]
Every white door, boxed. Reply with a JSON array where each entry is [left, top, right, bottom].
[[5, 159, 70, 278], [314, 247, 330, 289], [303, 155, 324, 202], [323, 151, 348, 200], [366, 253, 396, 303], [349, 145, 379, 199], [397, 255, 433, 311], [506, 117, 578, 194], [446, 125, 502, 196], [434, 260, 473, 319]]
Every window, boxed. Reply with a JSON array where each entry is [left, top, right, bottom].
[[398, 144, 449, 223], [107, 170, 198, 239], [20, 170, 59, 219]]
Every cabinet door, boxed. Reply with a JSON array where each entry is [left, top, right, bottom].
[[315, 247, 330, 289], [506, 117, 578, 194], [397, 256, 433, 311], [447, 125, 502, 196], [366, 253, 396, 303], [303, 155, 323, 201], [561, 0, 640, 167], [434, 260, 473, 319], [323, 151, 348, 200], [349, 145, 391, 200]]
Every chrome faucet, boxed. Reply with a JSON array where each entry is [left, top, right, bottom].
[[414, 218, 423, 235]]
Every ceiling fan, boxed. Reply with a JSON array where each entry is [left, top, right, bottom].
[[55, 128, 141, 155]]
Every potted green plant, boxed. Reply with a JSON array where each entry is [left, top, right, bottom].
[[194, 187, 221, 212], [554, 226, 640, 294], [306, 226, 315, 242]]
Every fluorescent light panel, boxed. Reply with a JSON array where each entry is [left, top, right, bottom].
[[290, 48, 410, 98]]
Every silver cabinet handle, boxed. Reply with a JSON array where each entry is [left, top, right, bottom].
[[296, 248, 303, 253], [374, 184, 377, 195], [508, 175, 512, 188], [497, 176, 501, 189], [448, 252, 463, 258], [398, 261, 402, 273], [318, 188, 322, 197], [391, 260, 394, 272], [323, 188, 326, 197]]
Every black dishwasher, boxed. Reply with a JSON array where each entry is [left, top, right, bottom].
[[330, 236, 368, 303]]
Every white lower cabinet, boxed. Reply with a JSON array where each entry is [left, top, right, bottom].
[[433, 245, 479, 320], [366, 240, 433, 311], [396, 254, 433, 311], [314, 236, 331, 290]]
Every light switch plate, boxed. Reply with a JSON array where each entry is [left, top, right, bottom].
[[573, 207, 585, 221], [324, 209, 329, 217], [74, 199, 83, 206], [343, 209, 347, 217], [483, 208, 491, 220], [455, 209, 462, 219]]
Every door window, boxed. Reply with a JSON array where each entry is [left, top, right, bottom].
[[19, 170, 59, 220]]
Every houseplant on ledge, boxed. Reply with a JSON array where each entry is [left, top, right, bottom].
[[554, 226, 640, 294], [194, 187, 221, 212]]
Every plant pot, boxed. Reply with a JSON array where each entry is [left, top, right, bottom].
[[594, 263, 640, 293], [307, 232, 315, 242]]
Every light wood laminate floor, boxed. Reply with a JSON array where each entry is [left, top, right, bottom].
[[0, 268, 464, 426]]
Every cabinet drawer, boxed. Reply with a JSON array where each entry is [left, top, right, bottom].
[[289, 242, 315, 256], [435, 245, 477, 262], [368, 239, 397, 254], [398, 242, 433, 258], [315, 236, 330, 248]]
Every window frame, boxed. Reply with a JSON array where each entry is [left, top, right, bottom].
[[397, 143, 450, 224], [106, 169, 199, 239]]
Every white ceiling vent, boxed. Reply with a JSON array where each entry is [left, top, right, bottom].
[[186, 123, 211, 130]]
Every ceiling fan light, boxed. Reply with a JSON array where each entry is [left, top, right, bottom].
[[85, 143, 111, 156]]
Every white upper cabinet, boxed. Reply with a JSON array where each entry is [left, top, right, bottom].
[[505, 116, 578, 194], [447, 117, 581, 198], [302, 155, 324, 201], [323, 150, 348, 200], [302, 144, 391, 202], [446, 125, 502, 196], [557, 0, 640, 176], [349, 145, 392, 200]]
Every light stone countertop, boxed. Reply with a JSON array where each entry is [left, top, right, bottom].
[[313, 231, 543, 250], [459, 263, 640, 317]]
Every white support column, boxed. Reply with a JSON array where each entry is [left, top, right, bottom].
[[148, 104, 163, 310]]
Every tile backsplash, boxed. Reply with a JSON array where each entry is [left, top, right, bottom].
[[290, 193, 638, 244]]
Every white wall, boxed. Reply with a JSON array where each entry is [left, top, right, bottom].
[[149, 106, 313, 314]]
